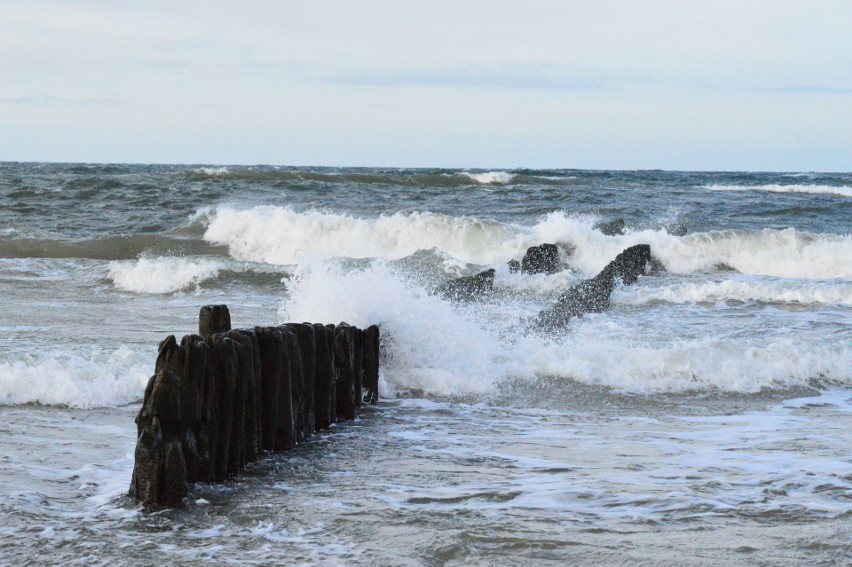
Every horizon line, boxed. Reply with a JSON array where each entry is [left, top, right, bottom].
[[1, 160, 849, 176]]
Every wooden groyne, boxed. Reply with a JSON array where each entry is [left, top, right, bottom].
[[129, 305, 380, 507]]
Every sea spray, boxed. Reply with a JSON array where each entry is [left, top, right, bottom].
[[278, 260, 511, 395], [276, 259, 852, 396]]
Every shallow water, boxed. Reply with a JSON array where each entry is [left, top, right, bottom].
[[1, 164, 850, 565]]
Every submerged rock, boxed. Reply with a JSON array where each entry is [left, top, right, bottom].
[[536, 244, 651, 329], [594, 218, 626, 236], [507, 259, 521, 274], [521, 244, 560, 274], [436, 268, 495, 301], [666, 222, 688, 236]]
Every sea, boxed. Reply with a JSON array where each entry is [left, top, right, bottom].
[[0, 163, 850, 566]]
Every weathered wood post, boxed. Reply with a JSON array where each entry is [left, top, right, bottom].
[[199, 304, 231, 337], [130, 306, 381, 507]]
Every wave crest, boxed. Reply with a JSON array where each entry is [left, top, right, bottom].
[[0, 347, 151, 408], [201, 207, 852, 280], [461, 171, 517, 184], [108, 256, 231, 294]]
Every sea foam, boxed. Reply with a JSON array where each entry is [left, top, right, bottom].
[[277, 259, 852, 396]]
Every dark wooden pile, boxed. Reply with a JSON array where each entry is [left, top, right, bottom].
[[129, 305, 380, 507]]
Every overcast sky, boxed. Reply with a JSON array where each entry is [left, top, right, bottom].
[[1, 1, 850, 170]]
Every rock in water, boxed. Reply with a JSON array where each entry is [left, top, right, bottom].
[[666, 222, 688, 236], [507, 259, 521, 273], [521, 244, 560, 274], [606, 243, 651, 285], [594, 218, 626, 236], [436, 268, 495, 301], [536, 244, 651, 329]]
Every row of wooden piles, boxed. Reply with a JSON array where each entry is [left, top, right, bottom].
[[129, 305, 380, 507]]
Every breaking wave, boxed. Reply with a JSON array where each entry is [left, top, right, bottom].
[[0, 347, 151, 408], [461, 171, 517, 184], [277, 261, 851, 396], [108, 256, 233, 294], [107, 255, 287, 294], [201, 206, 852, 280]]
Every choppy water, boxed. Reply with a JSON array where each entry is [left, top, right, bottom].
[[1, 163, 850, 565]]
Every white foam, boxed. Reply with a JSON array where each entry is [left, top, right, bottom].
[[203, 207, 525, 265], [615, 278, 852, 306], [193, 166, 230, 176], [277, 259, 851, 396], [278, 261, 507, 395], [201, 207, 852, 280], [531, 330, 851, 393], [108, 256, 230, 294], [0, 347, 151, 408], [705, 184, 852, 198], [461, 171, 516, 184], [558, 222, 852, 280]]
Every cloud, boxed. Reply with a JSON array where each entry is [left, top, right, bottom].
[[321, 64, 607, 90]]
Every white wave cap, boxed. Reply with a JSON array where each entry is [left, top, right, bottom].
[[462, 171, 517, 184], [705, 184, 852, 198], [278, 261, 507, 395], [533, 329, 852, 393], [0, 347, 151, 408], [201, 206, 852, 280], [108, 256, 230, 294], [192, 166, 230, 176], [552, 221, 852, 280], [203, 206, 530, 265]]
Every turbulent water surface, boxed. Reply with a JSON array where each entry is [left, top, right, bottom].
[[1, 163, 850, 565]]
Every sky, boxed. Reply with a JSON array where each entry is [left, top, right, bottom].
[[1, 1, 850, 171]]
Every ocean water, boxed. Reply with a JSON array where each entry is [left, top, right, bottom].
[[0, 163, 850, 565]]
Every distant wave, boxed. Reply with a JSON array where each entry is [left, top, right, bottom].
[[705, 184, 852, 198], [461, 171, 517, 184], [200, 206, 852, 280], [179, 167, 576, 187], [615, 279, 852, 307], [108, 256, 231, 293], [107, 255, 286, 294], [191, 166, 230, 176], [0, 234, 224, 260]]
